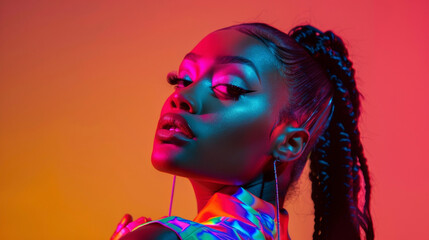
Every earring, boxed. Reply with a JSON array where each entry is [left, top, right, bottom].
[[168, 175, 176, 217], [273, 159, 281, 240]]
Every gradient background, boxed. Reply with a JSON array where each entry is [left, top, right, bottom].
[[1, 0, 428, 239]]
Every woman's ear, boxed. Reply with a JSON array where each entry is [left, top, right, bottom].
[[271, 123, 309, 163]]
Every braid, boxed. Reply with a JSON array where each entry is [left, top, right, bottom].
[[290, 25, 374, 240], [309, 133, 332, 239]]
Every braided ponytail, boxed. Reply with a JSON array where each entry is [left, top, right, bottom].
[[222, 22, 374, 240], [290, 25, 374, 240]]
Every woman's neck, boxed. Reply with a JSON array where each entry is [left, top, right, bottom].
[[189, 172, 287, 212], [189, 180, 232, 212]]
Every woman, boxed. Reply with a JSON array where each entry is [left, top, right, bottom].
[[111, 23, 374, 240]]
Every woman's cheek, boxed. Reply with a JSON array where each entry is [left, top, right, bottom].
[[200, 97, 274, 170], [223, 95, 274, 133]]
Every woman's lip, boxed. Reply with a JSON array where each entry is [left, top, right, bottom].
[[155, 129, 193, 145], [157, 113, 196, 139]]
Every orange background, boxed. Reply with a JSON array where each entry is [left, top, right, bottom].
[[1, 0, 428, 239]]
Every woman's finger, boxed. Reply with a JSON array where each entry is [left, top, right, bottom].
[[125, 216, 152, 231], [111, 214, 133, 239], [112, 227, 131, 240]]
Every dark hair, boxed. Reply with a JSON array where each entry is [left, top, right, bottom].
[[222, 23, 374, 240]]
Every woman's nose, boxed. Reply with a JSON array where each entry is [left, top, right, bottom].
[[170, 90, 198, 114]]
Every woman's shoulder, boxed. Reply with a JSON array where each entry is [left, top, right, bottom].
[[121, 223, 180, 240]]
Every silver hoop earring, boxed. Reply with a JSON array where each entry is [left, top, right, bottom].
[[273, 159, 281, 240], [168, 175, 176, 217]]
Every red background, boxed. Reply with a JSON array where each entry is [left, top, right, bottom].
[[1, 0, 428, 239]]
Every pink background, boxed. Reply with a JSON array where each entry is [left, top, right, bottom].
[[1, 0, 428, 239]]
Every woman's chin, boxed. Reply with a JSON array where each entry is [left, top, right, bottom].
[[151, 152, 173, 173], [151, 141, 184, 173]]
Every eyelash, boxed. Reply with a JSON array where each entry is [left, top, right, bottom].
[[167, 72, 192, 88], [166, 72, 254, 101]]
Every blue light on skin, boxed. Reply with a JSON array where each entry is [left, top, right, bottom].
[[151, 29, 309, 213]]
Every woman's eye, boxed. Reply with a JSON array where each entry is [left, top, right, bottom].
[[167, 73, 192, 89], [211, 84, 255, 101]]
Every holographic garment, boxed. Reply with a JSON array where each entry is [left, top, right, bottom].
[[129, 187, 289, 240]]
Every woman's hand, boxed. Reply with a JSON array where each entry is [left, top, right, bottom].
[[111, 214, 152, 240]]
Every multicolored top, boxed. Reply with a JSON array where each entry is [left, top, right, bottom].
[[129, 187, 289, 240]]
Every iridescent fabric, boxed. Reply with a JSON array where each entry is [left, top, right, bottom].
[[129, 187, 289, 240]]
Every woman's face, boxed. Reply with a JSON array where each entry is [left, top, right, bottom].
[[151, 29, 289, 185]]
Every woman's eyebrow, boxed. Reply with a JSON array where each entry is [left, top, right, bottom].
[[183, 52, 261, 83]]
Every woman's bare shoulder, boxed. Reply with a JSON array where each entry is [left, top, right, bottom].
[[120, 223, 180, 240]]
